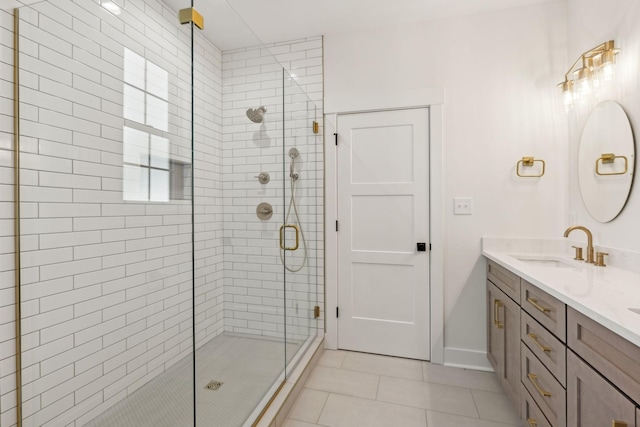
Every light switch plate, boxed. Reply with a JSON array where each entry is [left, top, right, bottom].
[[454, 197, 473, 215]]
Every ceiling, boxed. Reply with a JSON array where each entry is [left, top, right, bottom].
[[165, 0, 559, 51]]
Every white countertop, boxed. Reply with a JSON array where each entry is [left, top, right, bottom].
[[482, 238, 640, 348]]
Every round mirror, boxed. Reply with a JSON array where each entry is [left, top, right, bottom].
[[578, 100, 635, 222]]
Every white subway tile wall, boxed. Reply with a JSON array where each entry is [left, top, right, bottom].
[[10, 1, 214, 425], [221, 37, 323, 342], [0, 2, 324, 427], [1, 7, 18, 427]]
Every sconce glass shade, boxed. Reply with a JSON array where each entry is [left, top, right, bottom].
[[576, 75, 592, 95], [601, 49, 616, 66], [563, 90, 574, 111], [558, 80, 573, 92], [601, 62, 614, 82], [575, 57, 594, 80]]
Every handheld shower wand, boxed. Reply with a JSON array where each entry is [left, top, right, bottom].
[[289, 148, 299, 180], [280, 148, 306, 272]]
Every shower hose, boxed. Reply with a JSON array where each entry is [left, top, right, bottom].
[[280, 170, 308, 272]]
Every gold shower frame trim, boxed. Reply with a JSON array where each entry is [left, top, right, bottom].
[[596, 153, 629, 176], [13, 7, 23, 427], [179, 7, 204, 30], [516, 156, 545, 178]]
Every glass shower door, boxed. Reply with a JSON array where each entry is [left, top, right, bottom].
[[191, 2, 290, 425], [282, 70, 320, 366], [15, 0, 196, 425]]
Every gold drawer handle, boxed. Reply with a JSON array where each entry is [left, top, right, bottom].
[[494, 299, 504, 329], [527, 297, 551, 313], [528, 333, 552, 353], [527, 373, 552, 397], [612, 421, 627, 427], [493, 300, 498, 326], [528, 419, 538, 427]]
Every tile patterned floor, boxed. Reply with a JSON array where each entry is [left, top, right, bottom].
[[282, 350, 520, 427], [86, 334, 301, 427]]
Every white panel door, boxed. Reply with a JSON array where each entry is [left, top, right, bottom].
[[337, 108, 430, 360]]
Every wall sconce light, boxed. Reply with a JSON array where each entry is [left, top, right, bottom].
[[558, 40, 620, 110]]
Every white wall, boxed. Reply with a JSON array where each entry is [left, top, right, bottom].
[[324, 2, 569, 368], [567, 0, 640, 251]]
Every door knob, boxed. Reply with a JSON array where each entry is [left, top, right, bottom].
[[417, 243, 427, 252]]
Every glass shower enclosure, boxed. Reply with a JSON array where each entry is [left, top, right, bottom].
[[7, 0, 321, 425]]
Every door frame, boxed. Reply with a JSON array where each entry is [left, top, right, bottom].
[[324, 88, 445, 363]]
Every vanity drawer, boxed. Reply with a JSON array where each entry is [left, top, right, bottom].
[[522, 311, 566, 387], [522, 344, 566, 427], [568, 307, 640, 405], [522, 386, 552, 427], [521, 280, 566, 342], [487, 260, 520, 303]]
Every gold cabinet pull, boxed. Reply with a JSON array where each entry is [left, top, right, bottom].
[[528, 419, 538, 427], [527, 297, 551, 313], [528, 333, 552, 353], [493, 300, 498, 326], [527, 373, 552, 397], [494, 299, 504, 329], [612, 421, 627, 427]]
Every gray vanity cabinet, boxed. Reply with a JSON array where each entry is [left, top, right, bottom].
[[486, 258, 640, 427], [487, 261, 521, 414], [487, 281, 503, 371]]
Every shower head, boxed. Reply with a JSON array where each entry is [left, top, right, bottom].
[[246, 106, 267, 123]]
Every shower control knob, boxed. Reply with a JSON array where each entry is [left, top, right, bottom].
[[254, 172, 270, 184], [256, 202, 273, 220]]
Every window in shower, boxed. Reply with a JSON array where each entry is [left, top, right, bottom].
[[122, 48, 191, 201]]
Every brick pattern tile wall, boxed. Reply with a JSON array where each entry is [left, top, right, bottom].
[[0, 2, 323, 427], [0, 1, 223, 425], [221, 37, 324, 342], [0, 7, 18, 427]]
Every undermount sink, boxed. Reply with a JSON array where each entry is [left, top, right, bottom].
[[511, 255, 582, 269]]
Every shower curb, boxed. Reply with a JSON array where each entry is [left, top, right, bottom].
[[254, 336, 325, 427]]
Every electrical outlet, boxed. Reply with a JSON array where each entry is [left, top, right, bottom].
[[454, 197, 473, 215]]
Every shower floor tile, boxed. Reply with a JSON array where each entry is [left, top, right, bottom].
[[86, 333, 301, 427]]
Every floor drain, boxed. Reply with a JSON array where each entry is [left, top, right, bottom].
[[204, 380, 224, 391]]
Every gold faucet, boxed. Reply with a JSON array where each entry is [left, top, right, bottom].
[[563, 225, 595, 264]]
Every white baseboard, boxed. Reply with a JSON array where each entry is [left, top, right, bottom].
[[443, 347, 494, 372]]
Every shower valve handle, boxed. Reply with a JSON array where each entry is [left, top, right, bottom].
[[254, 172, 270, 184]]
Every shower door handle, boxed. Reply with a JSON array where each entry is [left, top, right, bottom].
[[280, 224, 300, 251]]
